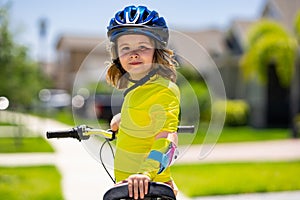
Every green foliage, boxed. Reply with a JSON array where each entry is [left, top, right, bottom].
[[0, 4, 51, 109], [240, 19, 297, 87], [177, 66, 211, 122], [214, 99, 249, 126], [177, 65, 204, 82], [179, 80, 211, 123], [172, 161, 300, 197], [246, 19, 290, 46]]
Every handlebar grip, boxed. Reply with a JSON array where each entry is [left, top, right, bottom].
[[46, 128, 79, 140], [177, 125, 195, 133]]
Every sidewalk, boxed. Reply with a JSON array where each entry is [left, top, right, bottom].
[[0, 111, 113, 200], [1, 111, 300, 200]]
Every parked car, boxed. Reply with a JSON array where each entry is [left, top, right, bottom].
[[94, 94, 123, 122], [39, 89, 71, 109]]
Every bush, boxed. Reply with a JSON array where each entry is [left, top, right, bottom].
[[214, 99, 249, 126], [179, 80, 211, 123]]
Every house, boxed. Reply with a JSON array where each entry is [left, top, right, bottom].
[[261, 0, 300, 130], [53, 30, 227, 121], [55, 35, 108, 91], [53, 30, 227, 92], [262, 0, 300, 32], [220, 0, 300, 129], [52, 0, 300, 129]]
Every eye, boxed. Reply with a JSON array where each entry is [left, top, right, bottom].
[[118, 46, 130, 55], [120, 46, 130, 51], [139, 45, 151, 51]]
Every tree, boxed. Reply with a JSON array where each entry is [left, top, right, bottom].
[[0, 3, 51, 109], [240, 19, 297, 88], [240, 18, 299, 136]]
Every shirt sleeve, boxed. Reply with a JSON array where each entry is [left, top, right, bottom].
[[149, 88, 180, 134]]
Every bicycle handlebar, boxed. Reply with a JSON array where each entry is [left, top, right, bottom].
[[46, 125, 194, 141], [46, 125, 115, 141], [177, 125, 195, 133], [46, 125, 191, 199], [46, 128, 80, 140]]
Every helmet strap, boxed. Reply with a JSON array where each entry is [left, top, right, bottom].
[[123, 67, 159, 97]]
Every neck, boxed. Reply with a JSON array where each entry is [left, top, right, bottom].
[[129, 73, 147, 81], [123, 67, 160, 97]]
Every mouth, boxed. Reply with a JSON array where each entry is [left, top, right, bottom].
[[128, 61, 143, 65]]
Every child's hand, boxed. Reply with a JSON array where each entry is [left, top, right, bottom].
[[127, 174, 150, 199], [110, 113, 121, 131]]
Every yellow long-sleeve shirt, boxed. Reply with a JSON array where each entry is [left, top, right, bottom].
[[114, 75, 180, 183]]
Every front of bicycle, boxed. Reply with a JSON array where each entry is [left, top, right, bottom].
[[103, 182, 176, 200], [46, 124, 194, 200]]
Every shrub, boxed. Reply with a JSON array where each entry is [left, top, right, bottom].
[[214, 99, 249, 126]]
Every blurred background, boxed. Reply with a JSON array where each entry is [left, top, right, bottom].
[[1, 0, 299, 130], [1, 0, 300, 199]]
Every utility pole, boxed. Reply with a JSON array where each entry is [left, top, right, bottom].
[[38, 17, 48, 70]]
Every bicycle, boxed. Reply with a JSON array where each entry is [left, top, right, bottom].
[[46, 124, 194, 200]]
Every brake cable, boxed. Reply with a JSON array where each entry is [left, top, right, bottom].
[[99, 139, 116, 184]]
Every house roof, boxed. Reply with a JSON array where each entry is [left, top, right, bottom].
[[55, 30, 226, 58], [226, 0, 300, 52], [262, 0, 300, 32], [182, 29, 226, 56], [56, 34, 105, 52], [229, 20, 255, 49]]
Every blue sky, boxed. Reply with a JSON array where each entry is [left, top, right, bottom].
[[7, 0, 265, 61]]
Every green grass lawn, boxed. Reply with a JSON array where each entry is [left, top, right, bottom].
[[178, 124, 291, 145], [0, 121, 54, 153], [0, 165, 63, 200], [171, 160, 300, 197], [3, 111, 295, 199], [0, 137, 54, 153]]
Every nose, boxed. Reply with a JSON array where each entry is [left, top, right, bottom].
[[129, 50, 139, 59]]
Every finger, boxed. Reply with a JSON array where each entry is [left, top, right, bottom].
[[110, 113, 121, 131], [139, 180, 144, 199], [133, 179, 139, 200], [144, 179, 149, 195], [128, 180, 133, 198], [110, 121, 118, 131]]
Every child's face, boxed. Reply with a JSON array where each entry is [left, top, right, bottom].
[[117, 34, 155, 80]]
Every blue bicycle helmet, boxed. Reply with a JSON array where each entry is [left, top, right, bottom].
[[107, 5, 169, 47]]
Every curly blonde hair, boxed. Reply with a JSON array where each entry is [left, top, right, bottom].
[[106, 41, 178, 89]]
